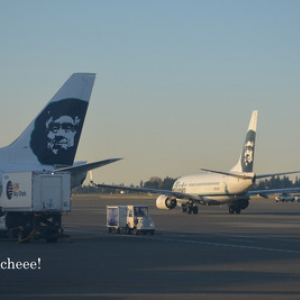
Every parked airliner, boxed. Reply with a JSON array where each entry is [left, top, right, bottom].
[[93, 110, 300, 214]]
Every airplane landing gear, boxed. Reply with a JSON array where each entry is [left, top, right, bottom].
[[229, 199, 248, 214], [182, 204, 198, 214], [229, 206, 241, 214]]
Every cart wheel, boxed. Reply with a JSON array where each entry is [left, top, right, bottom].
[[126, 226, 131, 235], [108, 227, 112, 233]]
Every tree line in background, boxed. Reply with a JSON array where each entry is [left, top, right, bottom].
[[74, 175, 300, 194]]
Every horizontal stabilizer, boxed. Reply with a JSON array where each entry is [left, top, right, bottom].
[[54, 158, 122, 174], [201, 168, 255, 180], [255, 170, 300, 179]]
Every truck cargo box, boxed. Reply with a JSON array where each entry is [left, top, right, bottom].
[[106, 206, 128, 228], [0, 172, 71, 212]]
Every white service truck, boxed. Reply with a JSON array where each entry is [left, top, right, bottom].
[[0, 171, 71, 243], [107, 205, 155, 235]]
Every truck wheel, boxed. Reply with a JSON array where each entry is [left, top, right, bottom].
[[126, 225, 131, 235]]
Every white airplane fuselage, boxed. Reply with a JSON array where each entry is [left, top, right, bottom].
[[173, 173, 254, 203]]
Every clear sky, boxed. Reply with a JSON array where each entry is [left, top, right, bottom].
[[0, 0, 300, 185]]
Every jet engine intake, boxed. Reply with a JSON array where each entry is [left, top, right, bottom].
[[156, 194, 177, 210]]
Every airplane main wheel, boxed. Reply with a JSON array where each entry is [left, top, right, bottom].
[[192, 206, 198, 214]]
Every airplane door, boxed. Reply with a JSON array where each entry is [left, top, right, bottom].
[[181, 182, 186, 193], [220, 181, 229, 194]]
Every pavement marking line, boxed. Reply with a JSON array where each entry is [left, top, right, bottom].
[[115, 235, 300, 255], [63, 229, 300, 254], [2, 287, 300, 298], [157, 227, 300, 244]]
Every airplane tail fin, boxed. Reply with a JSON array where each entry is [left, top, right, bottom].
[[1, 73, 96, 167], [230, 110, 258, 173]]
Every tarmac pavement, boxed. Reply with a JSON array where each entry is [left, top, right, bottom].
[[1, 194, 300, 299]]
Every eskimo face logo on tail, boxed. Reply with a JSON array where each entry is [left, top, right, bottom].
[[30, 99, 88, 166], [241, 130, 256, 173]]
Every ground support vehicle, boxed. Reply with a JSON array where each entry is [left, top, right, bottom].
[[0, 172, 72, 243], [107, 205, 155, 235]]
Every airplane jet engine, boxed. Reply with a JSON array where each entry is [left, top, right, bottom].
[[156, 194, 177, 210]]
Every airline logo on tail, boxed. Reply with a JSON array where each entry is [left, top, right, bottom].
[[30, 98, 88, 166], [230, 110, 257, 174], [241, 129, 256, 173], [0, 73, 95, 168]]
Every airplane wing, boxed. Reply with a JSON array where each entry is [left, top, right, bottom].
[[247, 187, 300, 199], [54, 158, 122, 174], [91, 182, 211, 204]]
